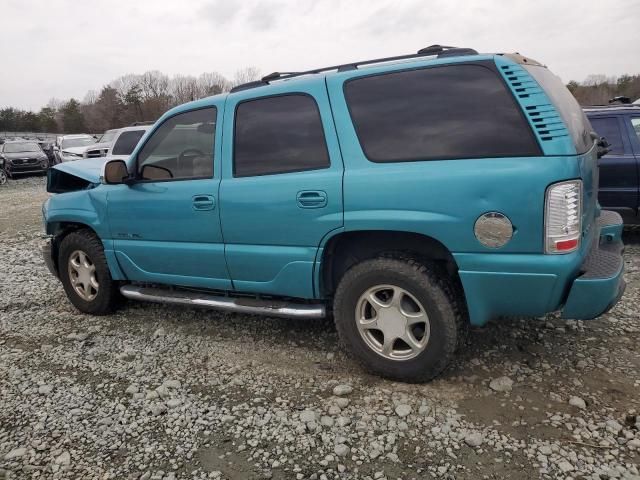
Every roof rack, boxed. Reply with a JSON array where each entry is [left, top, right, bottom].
[[130, 121, 155, 126], [230, 45, 478, 93]]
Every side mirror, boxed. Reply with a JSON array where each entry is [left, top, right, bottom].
[[104, 160, 131, 185]]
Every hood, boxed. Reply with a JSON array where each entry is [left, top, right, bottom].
[[61, 146, 91, 155], [84, 142, 110, 152], [51, 157, 107, 183]]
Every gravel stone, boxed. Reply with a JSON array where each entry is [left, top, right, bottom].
[[332, 384, 353, 396], [489, 376, 513, 392], [395, 404, 412, 417], [569, 396, 587, 409]]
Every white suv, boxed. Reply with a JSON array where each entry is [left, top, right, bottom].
[[83, 125, 151, 160]]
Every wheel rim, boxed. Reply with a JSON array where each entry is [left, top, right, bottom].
[[356, 284, 430, 360], [68, 250, 99, 301], [0, 171, 6, 185]]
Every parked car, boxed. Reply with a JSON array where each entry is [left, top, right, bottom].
[[83, 125, 152, 160], [584, 104, 640, 223], [1, 140, 49, 177], [53, 134, 96, 163], [42, 45, 625, 382]]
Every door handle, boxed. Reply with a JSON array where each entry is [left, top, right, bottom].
[[296, 190, 327, 208], [192, 194, 215, 211]]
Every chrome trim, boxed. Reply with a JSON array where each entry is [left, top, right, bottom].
[[119, 285, 326, 319]]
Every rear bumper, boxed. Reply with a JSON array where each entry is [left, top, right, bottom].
[[454, 210, 625, 326], [561, 211, 625, 319]]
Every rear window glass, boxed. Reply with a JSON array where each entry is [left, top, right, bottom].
[[343, 63, 541, 162], [112, 130, 146, 155], [589, 117, 624, 155], [524, 65, 593, 154]]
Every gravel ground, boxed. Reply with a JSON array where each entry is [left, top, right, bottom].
[[1, 176, 639, 480]]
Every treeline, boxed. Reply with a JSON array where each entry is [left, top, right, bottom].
[[0, 67, 260, 134], [567, 74, 640, 106], [2, 69, 639, 135]]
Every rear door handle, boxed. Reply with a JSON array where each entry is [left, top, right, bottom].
[[296, 190, 327, 209], [192, 194, 215, 211]]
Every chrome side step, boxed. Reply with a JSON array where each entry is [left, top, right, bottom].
[[119, 285, 326, 319]]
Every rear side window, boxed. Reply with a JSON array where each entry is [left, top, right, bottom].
[[234, 94, 330, 177], [589, 117, 624, 155], [112, 130, 146, 155], [525, 65, 593, 154], [344, 63, 541, 162]]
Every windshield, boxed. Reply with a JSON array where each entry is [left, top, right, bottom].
[[97, 131, 118, 144], [4, 142, 41, 153], [61, 137, 95, 149]]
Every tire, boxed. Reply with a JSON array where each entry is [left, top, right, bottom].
[[58, 229, 121, 315], [0, 169, 6, 185], [333, 256, 465, 383]]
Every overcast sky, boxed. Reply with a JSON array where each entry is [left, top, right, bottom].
[[1, 0, 638, 111]]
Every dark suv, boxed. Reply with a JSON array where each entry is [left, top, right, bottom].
[[584, 104, 640, 222]]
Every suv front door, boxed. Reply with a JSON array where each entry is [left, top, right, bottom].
[[589, 115, 638, 215], [220, 81, 344, 299], [106, 106, 231, 290]]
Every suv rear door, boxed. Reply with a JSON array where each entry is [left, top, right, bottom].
[[219, 79, 344, 299], [589, 115, 638, 215]]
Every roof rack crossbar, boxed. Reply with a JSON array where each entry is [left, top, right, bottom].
[[230, 44, 478, 93]]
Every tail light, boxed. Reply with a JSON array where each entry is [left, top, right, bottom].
[[545, 180, 582, 254]]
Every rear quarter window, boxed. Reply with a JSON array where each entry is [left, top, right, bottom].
[[343, 62, 541, 162]]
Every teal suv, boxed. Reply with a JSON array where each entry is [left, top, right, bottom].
[[42, 45, 625, 382]]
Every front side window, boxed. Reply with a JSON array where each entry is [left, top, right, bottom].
[[589, 117, 624, 155], [137, 108, 216, 181], [112, 130, 146, 156], [344, 63, 541, 162], [233, 94, 330, 177]]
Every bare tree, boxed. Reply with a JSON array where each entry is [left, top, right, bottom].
[[232, 67, 261, 87]]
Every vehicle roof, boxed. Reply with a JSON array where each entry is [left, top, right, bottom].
[[583, 104, 640, 115], [119, 125, 152, 132], [2, 139, 40, 143], [161, 47, 541, 121], [60, 134, 94, 138]]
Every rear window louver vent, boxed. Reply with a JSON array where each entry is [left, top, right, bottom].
[[498, 64, 569, 144]]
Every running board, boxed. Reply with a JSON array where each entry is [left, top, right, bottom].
[[119, 285, 326, 319]]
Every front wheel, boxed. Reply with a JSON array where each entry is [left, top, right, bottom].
[[333, 257, 466, 383], [58, 230, 121, 315], [0, 169, 7, 185]]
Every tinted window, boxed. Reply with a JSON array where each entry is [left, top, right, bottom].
[[525, 65, 593, 154], [589, 117, 624, 155], [112, 130, 146, 155], [234, 94, 329, 177], [344, 63, 540, 162], [137, 108, 216, 181]]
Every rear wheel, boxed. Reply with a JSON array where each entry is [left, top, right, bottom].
[[333, 256, 465, 383], [58, 230, 120, 315]]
